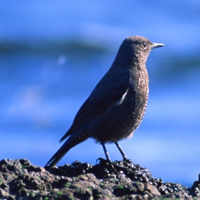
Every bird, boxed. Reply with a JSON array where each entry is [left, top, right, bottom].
[[45, 35, 164, 168]]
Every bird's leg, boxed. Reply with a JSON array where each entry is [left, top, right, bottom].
[[101, 142, 111, 163], [99, 143, 124, 180], [115, 142, 128, 160]]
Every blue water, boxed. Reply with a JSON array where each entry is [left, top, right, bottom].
[[0, 0, 200, 187]]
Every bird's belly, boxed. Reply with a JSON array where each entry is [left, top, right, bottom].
[[89, 91, 148, 143], [114, 93, 148, 140]]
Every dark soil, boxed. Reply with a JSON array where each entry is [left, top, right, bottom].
[[0, 159, 199, 199]]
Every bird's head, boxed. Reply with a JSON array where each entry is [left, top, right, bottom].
[[117, 36, 164, 67]]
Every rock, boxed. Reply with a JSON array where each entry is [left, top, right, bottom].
[[0, 158, 199, 199]]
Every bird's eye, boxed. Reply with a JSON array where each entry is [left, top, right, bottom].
[[142, 42, 147, 48]]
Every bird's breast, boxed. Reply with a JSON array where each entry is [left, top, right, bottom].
[[123, 69, 149, 136], [131, 68, 149, 95]]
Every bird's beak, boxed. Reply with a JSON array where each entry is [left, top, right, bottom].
[[151, 43, 164, 49]]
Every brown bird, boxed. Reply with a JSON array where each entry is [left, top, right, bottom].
[[45, 36, 164, 168]]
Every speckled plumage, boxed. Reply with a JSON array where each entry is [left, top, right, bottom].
[[45, 36, 164, 168]]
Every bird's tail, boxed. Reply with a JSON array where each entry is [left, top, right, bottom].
[[44, 129, 89, 168]]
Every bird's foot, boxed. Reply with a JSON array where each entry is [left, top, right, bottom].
[[123, 158, 132, 163], [96, 157, 118, 174], [121, 158, 136, 169], [96, 157, 112, 166]]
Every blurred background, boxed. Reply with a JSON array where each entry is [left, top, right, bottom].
[[0, 0, 200, 187]]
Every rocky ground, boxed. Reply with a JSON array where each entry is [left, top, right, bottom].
[[0, 159, 199, 200]]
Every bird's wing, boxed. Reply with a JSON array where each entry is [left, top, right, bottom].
[[60, 73, 130, 142]]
